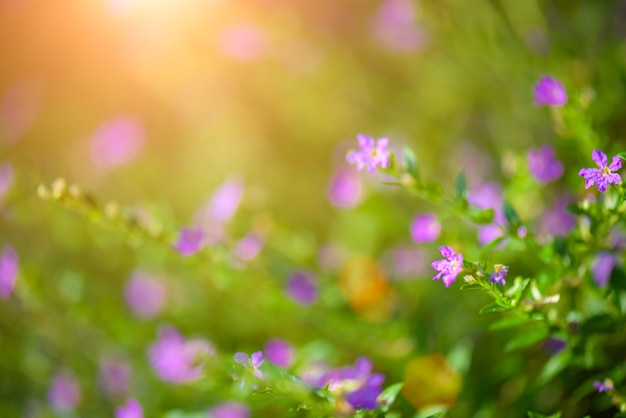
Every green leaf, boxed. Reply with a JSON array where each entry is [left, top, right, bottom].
[[580, 314, 622, 335], [468, 206, 495, 224], [489, 315, 536, 331], [455, 172, 467, 200], [565, 203, 587, 216], [425, 413, 443, 418], [403, 147, 419, 179], [536, 350, 572, 386], [461, 283, 483, 291], [527, 412, 562, 418], [504, 326, 549, 352], [503, 202, 519, 226], [378, 383, 403, 412], [479, 300, 513, 314], [618, 151, 626, 160]]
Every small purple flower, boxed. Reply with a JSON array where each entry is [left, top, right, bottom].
[[264, 339, 295, 368], [317, 356, 385, 411], [148, 326, 214, 383], [115, 398, 143, 418], [346, 134, 391, 174], [208, 402, 250, 418], [489, 264, 509, 285], [528, 145, 564, 184], [0, 245, 18, 299], [468, 182, 505, 224], [235, 351, 264, 378], [431, 246, 463, 287], [592, 252, 616, 288], [48, 372, 81, 411], [477, 224, 504, 246], [410, 213, 441, 243], [327, 168, 363, 208], [0, 162, 14, 200], [578, 150, 622, 192], [371, 0, 427, 52], [205, 178, 244, 223], [542, 337, 567, 355], [539, 195, 576, 237], [124, 272, 166, 319], [593, 378, 614, 393], [174, 227, 205, 256], [533, 76, 567, 107], [99, 356, 131, 397], [286, 271, 318, 305]]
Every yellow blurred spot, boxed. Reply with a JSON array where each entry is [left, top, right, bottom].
[[339, 258, 395, 321], [401, 354, 461, 410]]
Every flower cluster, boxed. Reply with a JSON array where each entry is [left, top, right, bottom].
[[234, 351, 264, 378]]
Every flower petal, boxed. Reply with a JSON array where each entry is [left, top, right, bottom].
[[592, 149, 608, 168], [251, 351, 264, 367], [357, 134, 374, 150], [439, 246, 455, 259], [609, 155, 622, 172], [607, 173, 622, 185], [234, 352, 249, 365]]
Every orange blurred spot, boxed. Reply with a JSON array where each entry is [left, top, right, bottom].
[[339, 258, 395, 321], [401, 353, 461, 410]]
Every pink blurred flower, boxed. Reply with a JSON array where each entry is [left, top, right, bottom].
[[371, 0, 427, 52], [205, 178, 244, 223], [264, 339, 295, 368], [90, 115, 145, 170], [410, 213, 441, 243], [218, 24, 268, 61], [207, 402, 250, 418], [124, 271, 166, 319], [235, 233, 264, 261], [592, 252, 616, 288], [148, 326, 214, 383], [99, 356, 131, 396], [0, 163, 14, 200], [539, 195, 576, 237], [0, 80, 40, 145], [174, 227, 205, 256], [385, 247, 426, 280], [116, 398, 143, 418], [327, 168, 363, 208], [0, 245, 18, 299], [48, 372, 81, 411]]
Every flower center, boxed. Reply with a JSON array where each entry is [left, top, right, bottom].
[[602, 166, 612, 177]]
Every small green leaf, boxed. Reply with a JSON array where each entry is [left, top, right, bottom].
[[403, 147, 419, 179], [504, 326, 549, 352], [425, 413, 444, 418], [378, 383, 403, 412], [461, 283, 483, 291], [580, 314, 621, 335], [468, 206, 495, 224], [618, 151, 626, 160], [566, 203, 587, 216], [503, 202, 519, 226], [455, 172, 467, 200], [527, 412, 562, 418], [489, 315, 535, 331], [479, 301, 513, 314], [462, 260, 475, 270]]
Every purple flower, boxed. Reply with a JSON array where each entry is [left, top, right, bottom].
[[489, 264, 509, 285], [533, 76, 567, 107], [317, 356, 385, 411], [115, 398, 143, 418], [542, 337, 567, 355], [235, 351, 264, 378], [48, 372, 81, 411], [99, 356, 131, 396], [234, 233, 264, 261], [468, 182, 505, 224], [578, 150, 622, 192], [327, 168, 363, 208], [528, 145, 564, 184], [0, 162, 14, 200], [124, 272, 166, 319], [592, 252, 616, 288], [431, 246, 463, 287], [385, 247, 426, 280], [477, 224, 504, 246], [174, 227, 205, 256], [0, 245, 18, 299], [208, 402, 250, 418], [346, 134, 391, 174], [90, 115, 145, 170], [410, 213, 441, 243], [539, 195, 576, 237], [264, 339, 295, 368], [148, 326, 214, 383], [593, 378, 614, 393], [286, 271, 318, 305]]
